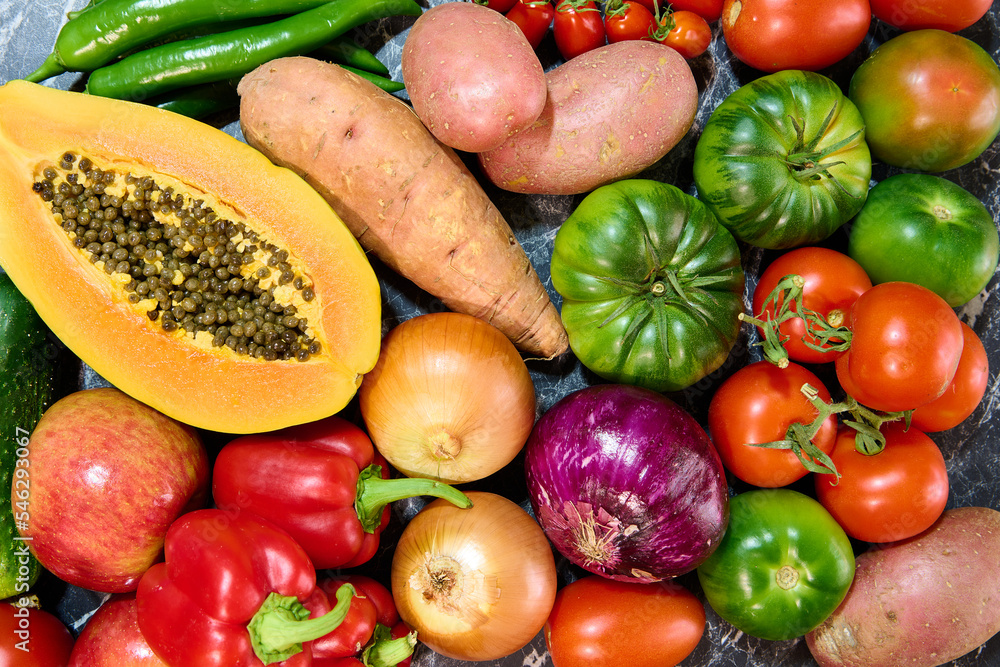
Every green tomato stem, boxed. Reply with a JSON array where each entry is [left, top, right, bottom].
[[751, 383, 914, 483], [741, 273, 853, 368]]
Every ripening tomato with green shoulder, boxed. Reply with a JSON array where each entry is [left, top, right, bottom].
[[550, 179, 745, 393], [720, 0, 871, 72], [849, 29, 1000, 173], [693, 70, 871, 249], [697, 489, 855, 641], [751, 247, 872, 364], [847, 173, 1000, 308], [708, 360, 838, 488], [815, 422, 949, 543], [544, 576, 705, 667]]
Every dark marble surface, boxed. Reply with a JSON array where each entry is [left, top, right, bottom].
[[2, 1, 1000, 665]]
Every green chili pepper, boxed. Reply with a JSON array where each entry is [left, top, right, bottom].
[[67, 0, 108, 21], [311, 34, 390, 77], [338, 65, 405, 93], [152, 79, 241, 119], [84, 0, 422, 101], [27, 0, 336, 83]]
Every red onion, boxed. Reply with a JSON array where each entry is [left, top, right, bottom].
[[524, 384, 729, 582]]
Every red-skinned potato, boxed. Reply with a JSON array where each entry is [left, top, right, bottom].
[[478, 40, 698, 195], [402, 2, 546, 152], [806, 507, 1000, 667]]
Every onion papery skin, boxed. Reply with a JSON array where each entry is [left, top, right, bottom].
[[524, 384, 729, 582], [359, 312, 536, 484], [390, 491, 557, 661]]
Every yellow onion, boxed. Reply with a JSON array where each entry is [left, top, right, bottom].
[[391, 491, 557, 661], [359, 312, 536, 484]]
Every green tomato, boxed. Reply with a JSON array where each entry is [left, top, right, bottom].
[[693, 70, 872, 250], [696, 488, 855, 641], [550, 179, 744, 393], [849, 30, 1000, 173], [848, 173, 1000, 307]]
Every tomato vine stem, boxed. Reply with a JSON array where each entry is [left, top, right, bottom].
[[743, 275, 913, 470]]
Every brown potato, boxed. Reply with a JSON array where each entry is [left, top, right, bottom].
[[806, 506, 1000, 667], [401, 2, 546, 153], [478, 40, 699, 195]]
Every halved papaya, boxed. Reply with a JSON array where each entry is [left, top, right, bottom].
[[0, 80, 381, 434]]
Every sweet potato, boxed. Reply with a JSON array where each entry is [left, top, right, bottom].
[[805, 506, 1000, 667], [238, 56, 568, 358], [401, 2, 546, 152], [477, 40, 699, 195]]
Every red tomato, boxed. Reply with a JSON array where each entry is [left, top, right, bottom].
[[553, 1, 607, 60], [708, 360, 838, 488], [506, 0, 555, 49], [480, 0, 519, 12], [652, 10, 712, 59], [815, 422, 949, 543], [835, 282, 964, 413], [752, 247, 872, 364], [674, 0, 724, 22], [639, 0, 724, 22], [545, 576, 704, 667], [869, 0, 991, 32], [720, 0, 872, 72], [911, 321, 989, 432], [604, 1, 657, 43], [0, 602, 74, 666]]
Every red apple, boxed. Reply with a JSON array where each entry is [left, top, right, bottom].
[[68, 594, 167, 666], [17, 387, 208, 593]]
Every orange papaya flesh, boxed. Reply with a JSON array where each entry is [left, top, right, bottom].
[[0, 80, 381, 434]]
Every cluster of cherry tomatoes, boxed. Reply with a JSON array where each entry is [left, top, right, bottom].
[[708, 246, 989, 546], [477, 0, 720, 61]]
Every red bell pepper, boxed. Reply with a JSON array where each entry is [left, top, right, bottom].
[[136, 509, 362, 666], [211, 416, 472, 569]]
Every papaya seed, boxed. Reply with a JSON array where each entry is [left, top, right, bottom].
[[34, 152, 321, 362]]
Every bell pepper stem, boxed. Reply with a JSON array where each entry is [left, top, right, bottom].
[[355, 464, 472, 533], [363, 624, 417, 667], [248, 583, 357, 665]]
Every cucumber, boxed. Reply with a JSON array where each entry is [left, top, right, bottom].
[[0, 272, 58, 598]]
